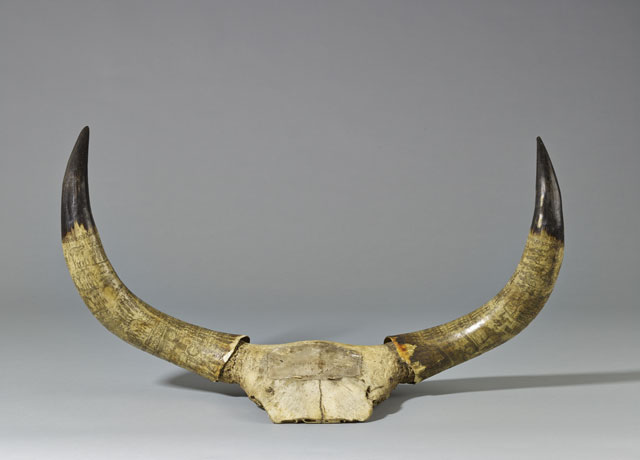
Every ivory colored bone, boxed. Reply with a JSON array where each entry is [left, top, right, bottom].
[[222, 341, 409, 423], [61, 127, 564, 423]]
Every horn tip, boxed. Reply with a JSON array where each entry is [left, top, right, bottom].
[[531, 137, 564, 242], [536, 136, 550, 162], [61, 127, 94, 238]]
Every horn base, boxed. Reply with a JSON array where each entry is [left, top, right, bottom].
[[386, 229, 564, 383], [63, 222, 248, 381]]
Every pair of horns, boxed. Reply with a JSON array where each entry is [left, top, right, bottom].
[[62, 127, 563, 385]]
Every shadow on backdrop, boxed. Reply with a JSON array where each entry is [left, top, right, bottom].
[[160, 369, 640, 420], [161, 373, 246, 397]]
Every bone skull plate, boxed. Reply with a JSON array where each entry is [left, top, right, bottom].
[[61, 127, 563, 423]]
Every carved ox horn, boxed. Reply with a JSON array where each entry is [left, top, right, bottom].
[[62, 127, 564, 423]]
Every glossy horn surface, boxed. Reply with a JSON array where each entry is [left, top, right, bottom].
[[61, 127, 248, 382], [385, 138, 564, 383]]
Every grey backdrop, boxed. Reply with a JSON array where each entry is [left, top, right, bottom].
[[1, 1, 639, 459]]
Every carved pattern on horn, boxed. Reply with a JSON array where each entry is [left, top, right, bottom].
[[61, 127, 248, 382], [385, 138, 564, 383], [61, 128, 563, 422]]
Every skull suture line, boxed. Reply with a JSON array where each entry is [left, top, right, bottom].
[[62, 127, 563, 423]]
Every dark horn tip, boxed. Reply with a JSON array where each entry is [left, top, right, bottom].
[[531, 137, 564, 242], [61, 126, 95, 238]]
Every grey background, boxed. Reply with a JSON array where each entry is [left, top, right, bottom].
[[1, 1, 639, 458]]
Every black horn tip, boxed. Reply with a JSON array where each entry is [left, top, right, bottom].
[[531, 137, 564, 241], [61, 126, 95, 238]]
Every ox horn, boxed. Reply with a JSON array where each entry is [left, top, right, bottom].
[[62, 128, 563, 422], [386, 137, 564, 383], [61, 127, 248, 382]]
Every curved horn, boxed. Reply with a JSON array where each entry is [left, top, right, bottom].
[[61, 127, 248, 382], [386, 138, 564, 383]]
